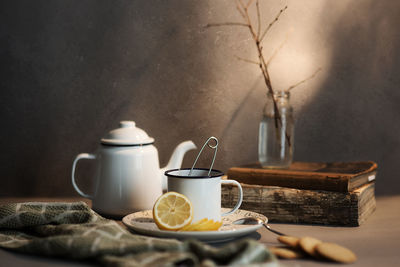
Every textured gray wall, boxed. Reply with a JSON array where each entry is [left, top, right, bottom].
[[0, 0, 399, 196]]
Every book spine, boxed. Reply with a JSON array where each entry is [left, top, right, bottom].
[[348, 171, 377, 191]]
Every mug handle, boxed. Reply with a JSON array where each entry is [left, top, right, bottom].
[[71, 153, 96, 199], [221, 179, 243, 216]]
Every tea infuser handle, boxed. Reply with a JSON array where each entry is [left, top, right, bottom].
[[189, 136, 219, 176], [221, 179, 243, 216], [71, 153, 96, 199]]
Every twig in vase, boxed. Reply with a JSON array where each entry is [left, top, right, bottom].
[[206, 0, 289, 145], [234, 55, 259, 65], [266, 32, 289, 67], [259, 6, 288, 42], [237, 1, 288, 142], [286, 68, 322, 91], [206, 1, 320, 148], [206, 22, 249, 28]]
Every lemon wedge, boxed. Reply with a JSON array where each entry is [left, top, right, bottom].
[[180, 218, 223, 231]]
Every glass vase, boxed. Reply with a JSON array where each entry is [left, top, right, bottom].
[[258, 91, 294, 169]]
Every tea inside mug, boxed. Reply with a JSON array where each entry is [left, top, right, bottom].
[[165, 168, 223, 178]]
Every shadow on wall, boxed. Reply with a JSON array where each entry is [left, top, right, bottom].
[[0, 1, 207, 196], [295, 0, 400, 195]]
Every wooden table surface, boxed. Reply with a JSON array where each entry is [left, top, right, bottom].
[[0, 196, 399, 266]]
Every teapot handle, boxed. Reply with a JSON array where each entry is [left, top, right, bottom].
[[71, 153, 96, 199]]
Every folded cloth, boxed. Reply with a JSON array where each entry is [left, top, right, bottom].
[[0, 202, 277, 266]]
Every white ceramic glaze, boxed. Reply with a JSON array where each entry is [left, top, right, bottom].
[[122, 208, 267, 243], [71, 121, 196, 217], [166, 168, 243, 222], [100, 120, 155, 145]]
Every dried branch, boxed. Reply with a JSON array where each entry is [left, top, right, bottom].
[[205, 6, 272, 89], [236, 0, 246, 19], [238, 0, 246, 10], [241, 3, 255, 37], [238, 2, 290, 145], [286, 68, 322, 91], [246, 0, 255, 9], [205, 22, 249, 28], [206, 2, 301, 147], [260, 6, 288, 42], [256, 0, 261, 38], [234, 55, 259, 65], [266, 32, 289, 67]]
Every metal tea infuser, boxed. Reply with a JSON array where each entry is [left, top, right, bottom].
[[188, 136, 219, 177]]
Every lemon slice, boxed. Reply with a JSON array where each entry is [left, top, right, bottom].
[[153, 192, 193, 231], [180, 218, 223, 231]]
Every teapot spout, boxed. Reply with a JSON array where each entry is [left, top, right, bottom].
[[160, 141, 197, 190]]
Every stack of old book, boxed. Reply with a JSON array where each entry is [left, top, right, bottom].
[[222, 161, 377, 226]]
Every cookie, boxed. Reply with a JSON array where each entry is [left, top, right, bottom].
[[299, 236, 322, 257], [269, 246, 305, 259], [277, 235, 300, 248], [316, 242, 357, 263]]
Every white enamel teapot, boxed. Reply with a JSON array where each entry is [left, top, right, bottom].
[[71, 120, 196, 217]]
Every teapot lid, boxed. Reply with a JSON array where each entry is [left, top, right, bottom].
[[101, 121, 155, 145]]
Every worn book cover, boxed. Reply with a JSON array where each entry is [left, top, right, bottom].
[[227, 161, 377, 192]]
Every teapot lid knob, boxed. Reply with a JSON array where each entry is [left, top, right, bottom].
[[119, 121, 135, 128]]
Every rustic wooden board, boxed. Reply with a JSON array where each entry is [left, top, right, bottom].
[[227, 161, 377, 192], [222, 182, 375, 226]]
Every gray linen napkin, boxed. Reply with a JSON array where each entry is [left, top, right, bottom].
[[0, 202, 277, 266]]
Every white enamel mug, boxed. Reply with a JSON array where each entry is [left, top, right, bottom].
[[165, 168, 243, 222]]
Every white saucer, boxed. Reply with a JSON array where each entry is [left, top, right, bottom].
[[122, 208, 267, 243]]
